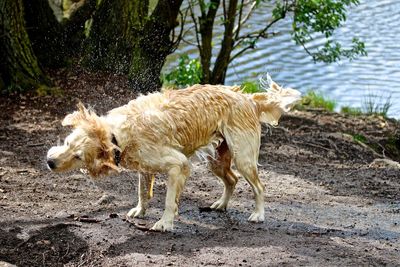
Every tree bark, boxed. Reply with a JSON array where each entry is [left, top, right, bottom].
[[83, 0, 149, 74], [128, 0, 184, 92], [0, 0, 50, 92], [195, 0, 238, 85], [210, 0, 238, 84], [198, 0, 220, 84], [23, 0, 96, 67], [23, 0, 65, 67], [83, 0, 183, 92]]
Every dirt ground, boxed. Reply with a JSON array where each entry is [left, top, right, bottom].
[[1, 69, 400, 266]]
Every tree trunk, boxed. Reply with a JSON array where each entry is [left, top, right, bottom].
[[195, 0, 237, 85], [23, 0, 96, 67], [83, 0, 183, 92], [0, 0, 50, 92], [198, 0, 220, 84], [210, 0, 238, 84], [83, 0, 149, 74], [128, 0, 184, 92], [23, 0, 65, 67]]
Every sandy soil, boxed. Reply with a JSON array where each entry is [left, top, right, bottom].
[[1, 69, 400, 266]]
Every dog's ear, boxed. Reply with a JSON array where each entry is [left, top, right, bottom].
[[76, 102, 89, 115], [62, 102, 89, 127], [262, 73, 281, 92], [268, 77, 281, 92], [86, 160, 120, 178], [62, 111, 81, 127]]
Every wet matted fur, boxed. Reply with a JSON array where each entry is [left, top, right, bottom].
[[47, 78, 301, 231]]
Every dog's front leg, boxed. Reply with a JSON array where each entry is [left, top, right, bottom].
[[151, 163, 189, 232], [127, 173, 154, 218]]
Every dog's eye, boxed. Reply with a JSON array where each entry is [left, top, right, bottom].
[[74, 154, 81, 160]]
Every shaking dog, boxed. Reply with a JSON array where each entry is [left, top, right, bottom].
[[47, 77, 301, 231]]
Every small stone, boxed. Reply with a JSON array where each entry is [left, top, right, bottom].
[[55, 210, 70, 218], [95, 194, 115, 205], [0, 261, 17, 267], [369, 158, 400, 169]]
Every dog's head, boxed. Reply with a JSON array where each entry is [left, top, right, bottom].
[[46, 103, 119, 178], [263, 74, 302, 111], [252, 74, 301, 125]]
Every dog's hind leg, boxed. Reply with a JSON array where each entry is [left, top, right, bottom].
[[127, 173, 155, 218], [225, 128, 265, 222], [151, 149, 190, 231], [236, 161, 265, 222], [208, 140, 238, 211]]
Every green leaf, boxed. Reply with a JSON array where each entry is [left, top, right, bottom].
[[163, 55, 203, 88], [292, 0, 366, 63]]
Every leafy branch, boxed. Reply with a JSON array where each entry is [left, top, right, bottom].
[[292, 0, 367, 63]]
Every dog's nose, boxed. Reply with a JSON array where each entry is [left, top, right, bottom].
[[47, 159, 56, 170]]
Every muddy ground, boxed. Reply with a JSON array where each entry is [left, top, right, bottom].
[[1, 69, 400, 266]]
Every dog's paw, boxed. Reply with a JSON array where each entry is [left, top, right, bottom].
[[150, 219, 174, 232], [127, 206, 146, 218], [210, 199, 227, 211], [248, 212, 265, 223]]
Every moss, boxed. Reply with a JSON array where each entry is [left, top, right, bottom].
[[384, 135, 400, 160], [352, 133, 367, 143], [1, 0, 51, 92], [351, 132, 400, 161], [36, 85, 64, 96]]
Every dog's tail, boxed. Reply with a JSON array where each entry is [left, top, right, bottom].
[[242, 75, 301, 126]]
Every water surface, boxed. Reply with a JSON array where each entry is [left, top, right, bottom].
[[166, 0, 400, 118]]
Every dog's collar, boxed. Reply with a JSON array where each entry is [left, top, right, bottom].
[[111, 134, 121, 166]]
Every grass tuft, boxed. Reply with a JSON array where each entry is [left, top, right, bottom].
[[341, 106, 363, 116], [352, 133, 367, 143], [341, 93, 392, 118], [362, 92, 392, 118], [297, 90, 336, 111]]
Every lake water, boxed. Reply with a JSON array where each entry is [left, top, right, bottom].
[[165, 0, 400, 119]]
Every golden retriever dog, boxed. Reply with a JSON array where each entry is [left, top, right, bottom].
[[46, 76, 301, 231]]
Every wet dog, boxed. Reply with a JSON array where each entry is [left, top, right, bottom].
[[46, 77, 301, 231]]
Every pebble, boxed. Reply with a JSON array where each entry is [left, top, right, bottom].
[[95, 194, 115, 205], [0, 261, 17, 267], [369, 158, 400, 169]]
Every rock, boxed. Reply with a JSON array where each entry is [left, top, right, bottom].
[[95, 194, 115, 205], [0, 261, 17, 267], [369, 158, 400, 169], [55, 210, 71, 218]]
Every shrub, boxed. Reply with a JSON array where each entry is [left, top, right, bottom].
[[240, 81, 261, 93], [163, 55, 202, 88]]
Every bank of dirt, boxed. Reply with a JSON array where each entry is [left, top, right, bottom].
[[1, 69, 399, 266]]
